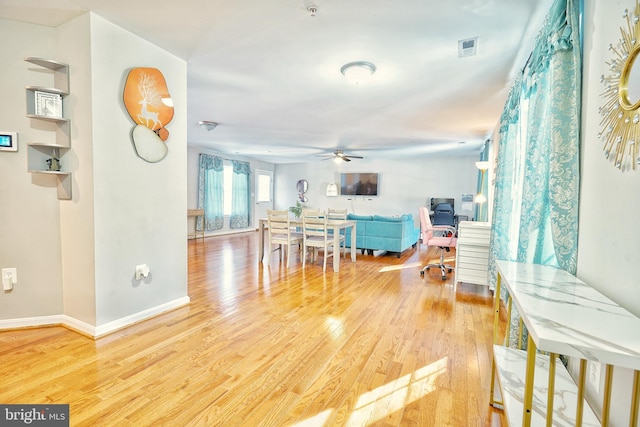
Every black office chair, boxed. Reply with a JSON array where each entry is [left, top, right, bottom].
[[432, 203, 455, 228]]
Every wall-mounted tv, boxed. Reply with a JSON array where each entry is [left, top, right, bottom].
[[340, 173, 379, 196]]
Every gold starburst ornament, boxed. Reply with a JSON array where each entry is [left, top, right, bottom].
[[599, 0, 640, 171]]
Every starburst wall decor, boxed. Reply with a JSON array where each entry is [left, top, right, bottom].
[[599, 0, 640, 171]]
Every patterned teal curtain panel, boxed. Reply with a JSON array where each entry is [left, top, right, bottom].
[[487, 0, 582, 347]]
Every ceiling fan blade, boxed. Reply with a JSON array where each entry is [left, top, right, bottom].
[[345, 155, 363, 159], [343, 157, 351, 162]]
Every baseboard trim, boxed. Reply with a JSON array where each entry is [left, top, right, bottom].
[[93, 296, 190, 338], [0, 296, 191, 339]]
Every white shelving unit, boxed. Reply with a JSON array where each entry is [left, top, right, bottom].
[[24, 57, 72, 200], [490, 261, 640, 426], [454, 221, 491, 286]]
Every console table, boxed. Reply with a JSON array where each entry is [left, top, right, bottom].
[[187, 209, 205, 242], [490, 261, 640, 426]]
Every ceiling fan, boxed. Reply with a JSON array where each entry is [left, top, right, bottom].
[[317, 150, 364, 162]]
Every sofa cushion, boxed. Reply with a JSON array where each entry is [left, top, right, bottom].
[[373, 214, 413, 222], [348, 214, 373, 221]]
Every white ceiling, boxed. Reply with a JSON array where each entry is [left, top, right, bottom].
[[0, 0, 553, 163]]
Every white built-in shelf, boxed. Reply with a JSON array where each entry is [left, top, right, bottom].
[[26, 113, 69, 123], [25, 85, 68, 96], [24, 57, 69, 94], [27, 170, 69, 176], [24, 57, 72, 200]]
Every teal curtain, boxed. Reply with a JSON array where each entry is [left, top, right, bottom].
[[229, 160, 251, 229], [197, 154, 224, 231], [487, 0, 581, 347]]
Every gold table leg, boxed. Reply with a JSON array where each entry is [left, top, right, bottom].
[[576, 359, 587, 427], [490, 273, 502, 407], [546, 353, 557, 427], [630, 370, 640, 427], [523, 334, 537, 427]]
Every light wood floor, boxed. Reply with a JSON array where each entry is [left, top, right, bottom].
[[0, 232, 507, 426]]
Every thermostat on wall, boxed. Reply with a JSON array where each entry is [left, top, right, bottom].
[[0, 132, 17, 152]]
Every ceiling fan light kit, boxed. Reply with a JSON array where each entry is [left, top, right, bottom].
[[340, 61, 376, 84], [318, 149, 363, 162]]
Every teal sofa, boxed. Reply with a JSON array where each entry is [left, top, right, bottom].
[[344, 213, 420, 258]]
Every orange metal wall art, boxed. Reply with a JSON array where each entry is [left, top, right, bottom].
[[123, 67, 174, 162]]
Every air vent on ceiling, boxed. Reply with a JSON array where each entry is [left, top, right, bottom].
[[458, 37, 478, 58]]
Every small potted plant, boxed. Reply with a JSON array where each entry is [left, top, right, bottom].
[[289, 200, 305, 218]]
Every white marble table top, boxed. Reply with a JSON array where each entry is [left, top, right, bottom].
[[496, 260, 640, 370]]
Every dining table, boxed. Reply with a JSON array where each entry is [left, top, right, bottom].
[[258, 217, 356, 272]]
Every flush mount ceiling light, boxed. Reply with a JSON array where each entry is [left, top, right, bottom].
[[340, 61, 376, 84], [198, 120, 218, 131]]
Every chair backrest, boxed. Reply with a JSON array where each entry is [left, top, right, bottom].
[[267, 209, 294, 241], [302, 208, 328, 240], [432, 203, 455, 226], [327, 208, 348, 220], [419, 206, 434, 242]]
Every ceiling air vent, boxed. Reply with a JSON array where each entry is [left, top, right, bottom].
[[458, 37, 478, 57]]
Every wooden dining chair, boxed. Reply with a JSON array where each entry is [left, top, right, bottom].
[[327, 208, 348, 258], [302, 208, 338, 272], [266, 209, 302, 267]]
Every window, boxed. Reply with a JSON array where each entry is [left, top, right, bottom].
[[223, 163, 233, 216], [256, 170, 272, 203]]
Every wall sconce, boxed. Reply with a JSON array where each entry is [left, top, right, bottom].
[[326, 182, 338, 197], [474, 161, 490, 220]]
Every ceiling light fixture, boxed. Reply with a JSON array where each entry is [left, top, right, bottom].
[[198, 120, 218, 131], [340, 61, 376, 85], [307, 5, 317, 16]]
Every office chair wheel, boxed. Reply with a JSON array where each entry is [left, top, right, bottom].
[[420, 270, 425, 277], [448, 268, 452, 273], [442, 275, 446, 281]]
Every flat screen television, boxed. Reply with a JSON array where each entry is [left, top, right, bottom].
[[430, 197, 455, 211], [340, 173, 379, 196]]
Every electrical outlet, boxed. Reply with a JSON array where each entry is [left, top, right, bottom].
[[2, 268, 17, 291], [588, 360, 601, 393]]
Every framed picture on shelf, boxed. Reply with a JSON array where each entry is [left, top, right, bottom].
[[35, 91, 62, 118], [0, 132, 18, 152]]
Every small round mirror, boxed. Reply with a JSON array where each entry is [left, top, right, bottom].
[[296, 179, 308, 194], [620, 45, 640, 111]]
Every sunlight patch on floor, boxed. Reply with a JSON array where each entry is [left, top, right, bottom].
[[346, 357, 448, 426], [290, 358, 448, 427], [378, 261, 423, 272], [291, 409, 334, 426], [324, 316, 345, 340]]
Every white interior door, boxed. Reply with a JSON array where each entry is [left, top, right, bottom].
[[255, 169, 273, 228]]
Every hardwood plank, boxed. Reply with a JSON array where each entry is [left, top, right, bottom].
[[0, 231, 507, 426]]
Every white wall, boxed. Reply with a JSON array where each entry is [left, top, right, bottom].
[[0, 14, 189, 334], [0, 19, 64, 319], [575, 1, 640, 425], [57, 14, 97, 326], [274, 155, 480, 226], [89, 14, 188, 327]]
